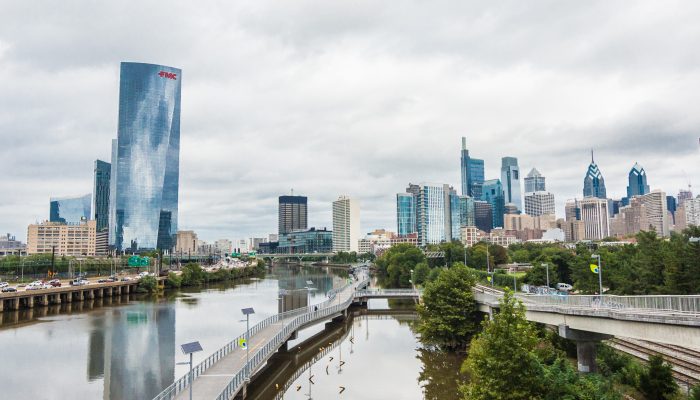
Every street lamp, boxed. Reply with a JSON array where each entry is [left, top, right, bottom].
[[241, 307, 255, 380], [591, 254, 603, 297], [542, 263, 550, 289], [178, 341, 203, 400]]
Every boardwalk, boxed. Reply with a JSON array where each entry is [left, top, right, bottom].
[[154, 273, 368, 400]]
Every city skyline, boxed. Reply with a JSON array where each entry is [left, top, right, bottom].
[[2, 2, 700, 242]]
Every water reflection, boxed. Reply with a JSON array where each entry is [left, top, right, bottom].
[[0, 266, 344, 400]]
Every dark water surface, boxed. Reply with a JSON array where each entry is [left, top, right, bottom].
[[0, 267, 464, 400]]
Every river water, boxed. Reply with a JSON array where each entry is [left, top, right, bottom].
[[0, 266, 465, 400]]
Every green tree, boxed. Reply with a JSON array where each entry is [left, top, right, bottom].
[[665, 227, 700, 294], [690, 385, 700, 400], [417, 264, 478, 350], [639, 355, 678, 400], [181, 263, 207, 286], [138, 275, 158, 293], [413, 262, 430, 285], [490, 244, 509, 265], [375, 244, 426, 288], [461, 290, 545, 400], [511, 249, 530, 263]]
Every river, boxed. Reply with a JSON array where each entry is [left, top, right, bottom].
[[0, 265, 465, 400]]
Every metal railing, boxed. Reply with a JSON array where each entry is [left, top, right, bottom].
[[354, 289, 422, 297], [215, 276, 369, 400], [520, 294, 700, 314]]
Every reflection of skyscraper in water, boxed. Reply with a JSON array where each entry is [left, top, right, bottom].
[[87, 306, 176, 399], [277, 274, 333, 313]]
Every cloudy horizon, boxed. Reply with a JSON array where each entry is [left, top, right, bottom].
[[1, 1, 700, 243]]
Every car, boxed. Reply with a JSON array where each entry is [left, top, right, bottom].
[[556, 283, 573, 292], [0, 282, 9, 288], [120, 277, 133, 282], [1, 287, 17, 293], [26, 283, 45, 290], [70, 279, 89, 286], [48, 279, 61, 287]]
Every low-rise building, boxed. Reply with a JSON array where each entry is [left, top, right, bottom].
[[278, 228, 333, 254], [175, 230, 198, 255], [27, 220, 97, 256], [0, 233, 26, 256]]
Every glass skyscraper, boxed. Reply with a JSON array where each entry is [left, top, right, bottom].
[[583, 151, 607, 199], [500, 157, 522, 211], [481, 179, 505, 229], [524, 168, 545, 193], [449, 191, 461, 241], [110, 62, 181, 252], [626, 162, 650, 198], [396, 193, 416, 236], [278, 195, 308, 235], [460, 137, 485, 198], [459, 195, 475, 227], [50, 194, 92, 224], [93, 159, 111, 231]]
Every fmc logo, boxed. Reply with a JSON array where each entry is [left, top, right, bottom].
[[158, 71, 177, 80]]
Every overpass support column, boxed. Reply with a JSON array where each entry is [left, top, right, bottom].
[[558, 325, 612, 373]]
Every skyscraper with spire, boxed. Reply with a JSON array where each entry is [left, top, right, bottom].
[[626, 162, 650, 198], [460, 137, 484, 198], [583, 151, 607, 199]]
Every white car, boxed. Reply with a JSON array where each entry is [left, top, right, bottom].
[[0, 282, 9, 288], [26, 283, 46, 290], [556, 283, 573, 292]]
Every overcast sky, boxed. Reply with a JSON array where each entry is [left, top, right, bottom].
[[1, 1, 700, 243]]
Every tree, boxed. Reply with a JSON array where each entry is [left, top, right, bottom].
[[511, 249, 530, 263], [690, 385, 700, 400], [462, 290, 545, 400], [413, 262, 430, 285], [639, 355, 678, 400], [489, 244, 509, 266], [375, 244, 426, 288], [417, 264, 478, 350], [181, 263, 206, 286]]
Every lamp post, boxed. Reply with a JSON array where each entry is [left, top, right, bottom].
[[591, 254, 603, 297], [178, 341, 203, 400], [542, 263, 550, 289], [241, 307, 255, 380]]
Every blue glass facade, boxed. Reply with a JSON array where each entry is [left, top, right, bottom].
[[396, 193, 416, 236], [501, 157, 522, 211], [93, 159, 111, 231], [481, 179, 505, 229], [278, 228, 333, 253], [110, 62, 181, 252], [450, 191, 461, 241], [459, 137, 484, 198], [583, 152, 606, 199], [459, 196, 475, 227], [416, 184, 450, 246], [626, 163, 650, 198], [50, 194, 91, 224]]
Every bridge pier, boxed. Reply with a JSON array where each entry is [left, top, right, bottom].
[[558, 324, 612, 373]]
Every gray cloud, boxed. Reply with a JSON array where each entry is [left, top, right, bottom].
[[1, 1, 699, 242]]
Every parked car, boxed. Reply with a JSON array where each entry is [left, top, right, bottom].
[[0, 282, 9, 288], [48, 279, 61, 287], [1, 287, 17, 293]]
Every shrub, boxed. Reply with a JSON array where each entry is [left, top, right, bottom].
[[138, 275, 158, 293], [165, 272, 182, 288]]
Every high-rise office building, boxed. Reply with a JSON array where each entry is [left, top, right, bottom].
[[93, 160, 111, 231], [459, 196, 475, 228], [332, 196, 360, 252], [110, 62, 181, 252], [449, 191, 461, 241], [481, 179, 505, 229], [501, 157, 522, 211], [524, 191, 555, 217], [459, 137, 485, 198], [626, 162, 650, 198], [50, 194, 92, 224], [565, 199, 580, 221], [524, 168, 546, 193], [396, 193, 416, 236], [278, 195, 308, 234], [474, 200, 493, 232], [678, 189, 694, 204], [681, 197, 700, 227], [583, 151, 606, 198], [579, 197, 610, 240], [667, 195, 677, 225], [413, 183, 453, 246], [638, 190, 669, 236]]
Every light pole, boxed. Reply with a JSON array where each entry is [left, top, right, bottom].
[[542, 263, 550, 289], [591, 254, 603, 297], [178, 341, 203, 400], [241, 307, 255, 380]]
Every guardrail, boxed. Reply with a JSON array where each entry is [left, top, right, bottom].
[[215, 276, 369, 400], [520, 294, 700, 314], [354, 289, 422, 297]]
